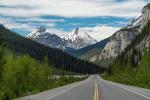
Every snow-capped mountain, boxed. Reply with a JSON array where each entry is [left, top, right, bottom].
[[26, 27, 65, 49], [26, 27, 97, 51], [62, 27, 97, 49]]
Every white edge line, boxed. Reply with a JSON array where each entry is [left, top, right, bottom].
[[101, 78, 150, 100], [44, 79, 86, 100], [118, 85, 150, 100]]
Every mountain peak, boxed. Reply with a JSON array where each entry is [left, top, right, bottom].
[[143, 3, 150, 10], [26, 26, 47, 38], [37, 27, 46, 33], [142, 3, 150, 13], [63, 27, 97, 49], [74, 27, 79, 35]]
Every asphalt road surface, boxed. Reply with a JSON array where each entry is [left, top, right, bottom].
[[17, 75, 150, 100]]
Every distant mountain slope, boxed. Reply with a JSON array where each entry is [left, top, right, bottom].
[[0, 24, 102, 73], [27, 27, 97, 51], [68, 38, 109, 58], [89, 3, 150, 64]]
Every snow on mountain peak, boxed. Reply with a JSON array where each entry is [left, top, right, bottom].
[[27, 26, 98, 50], [126, 15, 142, 28], [62, 27, 97, 49], [63, 27, 97, 42], [37, 27, 46, 33], [26, 27, 48, 39]]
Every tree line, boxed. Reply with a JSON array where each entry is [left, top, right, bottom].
[[0, 45, 86, 99]]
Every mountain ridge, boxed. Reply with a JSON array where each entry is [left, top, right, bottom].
[[88, 3, 150, 64], [27, 27, 97, 51]]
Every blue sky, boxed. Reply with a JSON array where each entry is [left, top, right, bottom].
[[0, 0, 149, 41]]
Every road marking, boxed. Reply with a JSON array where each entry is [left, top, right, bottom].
[[101, 79, 150, 100], [118, 85, 150, 100], [94, 80, 99, 100], [44, 80, 86, 100]]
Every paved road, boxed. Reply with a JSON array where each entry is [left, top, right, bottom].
[[17, 75, 150, 100]]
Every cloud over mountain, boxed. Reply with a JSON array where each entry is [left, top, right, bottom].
[[0, 0, 148, 41]]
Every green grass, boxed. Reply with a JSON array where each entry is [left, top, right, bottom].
[[0, 75, 85, 100], [18, 76, 85, 99]]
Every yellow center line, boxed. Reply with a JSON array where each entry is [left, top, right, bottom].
[[94, 80, 99, 100]]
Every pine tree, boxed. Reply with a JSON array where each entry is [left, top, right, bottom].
[[0, 45, 5, 79]]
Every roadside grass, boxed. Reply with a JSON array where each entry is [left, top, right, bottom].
[[16, 75, 86, 99]]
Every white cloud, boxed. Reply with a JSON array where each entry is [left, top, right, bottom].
[[0, 19, 34, 32], [0, 16, 60, 30], [0, 0, 147, 18], [0, 16, 67, 36], [13, 17, 65, 23], [0, 0, 148, 40], [80, 25, 120, 41], [0, 17, 29, 29], [0, 15, 120, 41]]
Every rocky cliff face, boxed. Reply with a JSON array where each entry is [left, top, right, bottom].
[[98, 28, 139, 60], [90, 3, 150, 62], [127, 4, 150, 58]]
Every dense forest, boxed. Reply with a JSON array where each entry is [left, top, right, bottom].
[[0, 45, 86, 99], [103, 20, 150, 89], [0, 24, 103, 74]]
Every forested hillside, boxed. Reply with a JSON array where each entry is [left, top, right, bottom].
[[0, 24, 102, 73], [0, 44, 87, 99]]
